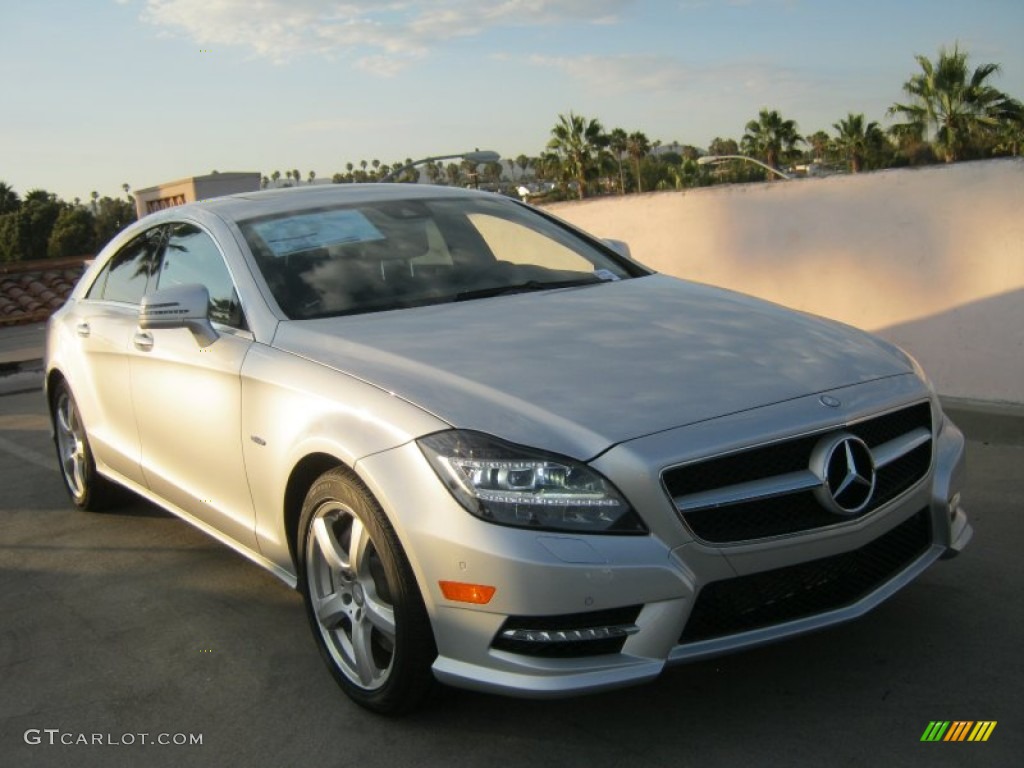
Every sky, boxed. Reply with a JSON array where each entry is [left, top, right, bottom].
[[2, 0, 1023, 202]]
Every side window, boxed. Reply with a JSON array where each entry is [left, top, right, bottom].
[[157, 223, 246, 329], [86, 228, 164, 304]]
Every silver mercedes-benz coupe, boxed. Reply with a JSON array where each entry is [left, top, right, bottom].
[[45, 184, 972, 713]]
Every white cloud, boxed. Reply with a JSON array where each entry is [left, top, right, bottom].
[[139, 0, 633, 71], [530, 53, 816, 101], [530, 54, 695, 93]]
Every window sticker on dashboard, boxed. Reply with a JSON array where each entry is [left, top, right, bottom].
[[252, 210, 385, 256]]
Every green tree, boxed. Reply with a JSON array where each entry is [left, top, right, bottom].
[[0, 181, 21, 214], [832, 113, 886, 172], [546, 112, 608, 199], [514, 154, 532, 181], [626, 131, 651, 193], [741, 109, 803, 174], [992, 115, 1024, 156], [93, 196, 136, 250], [607, 128, 628, 194], [15, 190, 63, 260], [807, 130, 831, 161], [445, 163, 462, 186], [889, 44, 1023, 163], [48, 206, 96, 259], [708, 137, 739, 156]]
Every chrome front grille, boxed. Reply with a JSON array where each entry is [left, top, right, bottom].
[[662, 402, 933, 544]]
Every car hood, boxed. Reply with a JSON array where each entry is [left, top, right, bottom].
[[271, 275, 911, 460]]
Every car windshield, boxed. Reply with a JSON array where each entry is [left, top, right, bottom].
[[237, 195, 642, 319]]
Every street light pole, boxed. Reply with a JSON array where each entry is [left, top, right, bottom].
[[381, 150, 501, 183], [697, 154, 792, 180]]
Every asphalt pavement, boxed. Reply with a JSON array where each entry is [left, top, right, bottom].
[[0, 353, 1021, 767]]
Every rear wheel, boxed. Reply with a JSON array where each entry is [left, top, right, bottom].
[[51, 381, 117, 511], [299, 468, 435, 714]]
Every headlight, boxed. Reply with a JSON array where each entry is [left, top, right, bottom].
[[418, 430, 646, 534]]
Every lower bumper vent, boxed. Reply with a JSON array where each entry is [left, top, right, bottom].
[[680, 508, 932, 644]]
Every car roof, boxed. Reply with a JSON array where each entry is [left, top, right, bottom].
[[173, 183, 500, 223]]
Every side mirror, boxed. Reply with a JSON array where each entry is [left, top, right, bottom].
[[602, 238, 632, 260], [139, 284, 219, 348]]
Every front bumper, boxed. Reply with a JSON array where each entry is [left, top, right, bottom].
[[354, 381, 970, 698]]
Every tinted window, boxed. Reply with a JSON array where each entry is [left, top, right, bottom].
[[238, 196, 643, 319], [156, 223, 246, 328], [87, 228, 163, 304]]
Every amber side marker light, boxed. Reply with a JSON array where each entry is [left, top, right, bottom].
[[439, 581, 496, 604]]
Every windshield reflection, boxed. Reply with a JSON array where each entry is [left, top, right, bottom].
[[240, 196, 640, 319]]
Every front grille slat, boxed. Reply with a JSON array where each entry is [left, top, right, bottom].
[[680, 507, 932, 644], [664, 402, 933, 544]]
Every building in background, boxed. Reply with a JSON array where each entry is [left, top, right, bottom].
[[132, 172, 261, 219]]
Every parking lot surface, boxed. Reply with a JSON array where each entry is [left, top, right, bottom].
[[0, 385, 1020, 768]]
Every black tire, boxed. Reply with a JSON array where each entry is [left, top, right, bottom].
[[50, 380, 118, 511], [298, 467, 436, 715]]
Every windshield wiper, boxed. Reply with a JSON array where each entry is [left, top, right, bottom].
[[453, 277, 602, 302]]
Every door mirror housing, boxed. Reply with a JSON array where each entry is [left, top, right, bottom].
[[139, 284, 219, 347], [602, 238, 632, 260]]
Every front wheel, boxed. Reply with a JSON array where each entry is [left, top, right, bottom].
[[299, 468, 435, 714]]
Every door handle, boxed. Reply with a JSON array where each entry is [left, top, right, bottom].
[[75, 322, 90, 338], [133, 332, 154, 351]]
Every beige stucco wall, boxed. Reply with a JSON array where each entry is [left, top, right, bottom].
[[548, 158, 1024, 405]]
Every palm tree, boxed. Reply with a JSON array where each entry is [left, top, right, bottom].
[[0, 181, 20, 214], [993, 116, 1024, 157], [607, 128, 628, 194], [889, 44, 1023, 163], [626, 131, 651, 193], [742, 109, 803, 174], [308, 170, 316, 184], [708, 137, 739, 156], [807, 131, 831, 161], [546, 112, 608, 199], [832, 113, 886, 173]]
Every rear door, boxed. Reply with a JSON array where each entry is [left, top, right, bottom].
[[67, 226, 164, 484]]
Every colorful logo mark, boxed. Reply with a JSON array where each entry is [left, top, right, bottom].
[[921, 721, 997, 742]]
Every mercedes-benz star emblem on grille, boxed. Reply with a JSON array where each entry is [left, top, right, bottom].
[[810, 433, 876, 516]]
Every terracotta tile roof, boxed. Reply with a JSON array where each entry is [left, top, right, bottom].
[[0, 257, 89, 326]]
